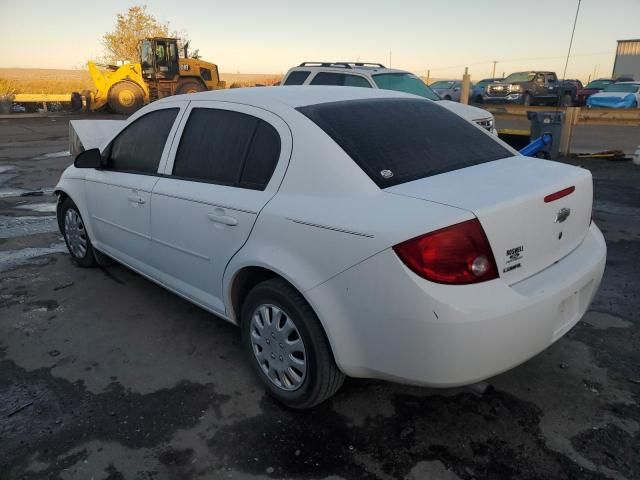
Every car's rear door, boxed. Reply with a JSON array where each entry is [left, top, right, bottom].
[[85, 103, 185, 272], [150, 101, 292, 314]]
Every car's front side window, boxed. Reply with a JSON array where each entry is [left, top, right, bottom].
[[172, 108, 281, 190], [310, 72, 371, 88], [372, 73, 440, 101], [108, 108, 179, 174]]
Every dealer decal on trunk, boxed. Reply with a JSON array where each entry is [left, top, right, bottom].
[[503, 245, 524, 273]]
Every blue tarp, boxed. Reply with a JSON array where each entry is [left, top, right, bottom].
[[587, 93, 637, 109]]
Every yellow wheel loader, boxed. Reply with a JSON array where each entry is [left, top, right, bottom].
[[72, 37, 225, 115]]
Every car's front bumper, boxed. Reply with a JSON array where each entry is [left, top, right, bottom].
[[483, 93, 523, 104], [307, 223, 606, 387]]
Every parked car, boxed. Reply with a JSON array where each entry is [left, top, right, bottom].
[[429, 80, 467, 101], [471, 78, 504, 104], [484, 71, 578, 106], [574, 78, 615, 106], [281, 63, 495, 133], [57, 87, 606, 408], [586, 82, 640, 108], [11, 103, 26, 113]]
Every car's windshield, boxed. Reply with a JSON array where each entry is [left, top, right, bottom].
[[603, 83, 639, 93], [372, 73, 440, 101], [586, 80, 612, 90], [504, 72, 536, 83], [430, 81, 455, 89]]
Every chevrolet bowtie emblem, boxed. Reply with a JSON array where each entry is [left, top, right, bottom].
[[555, 207, 571, 223]]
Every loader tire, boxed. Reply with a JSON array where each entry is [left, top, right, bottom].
[[176, 78, 206, 95], [108, 81, 144, 115], [70, 92, 83, 112]]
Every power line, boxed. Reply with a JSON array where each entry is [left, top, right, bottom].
[[418, 50, 614, 74], [562, 0, 582, 81]]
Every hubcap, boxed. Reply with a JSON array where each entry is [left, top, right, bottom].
[[64, 209, 87, 258], [250, 304, 307, 391], [118, 89, 135, 107]]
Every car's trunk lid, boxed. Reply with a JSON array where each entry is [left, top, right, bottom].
[[385, 156, 593, 285]]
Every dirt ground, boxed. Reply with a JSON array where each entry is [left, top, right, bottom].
[[0, 115, 638, 479]]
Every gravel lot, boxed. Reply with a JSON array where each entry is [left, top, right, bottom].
[[1, 114, 638, 480]]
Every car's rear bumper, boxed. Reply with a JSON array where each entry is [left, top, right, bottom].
[[306, 223, 606, 387]]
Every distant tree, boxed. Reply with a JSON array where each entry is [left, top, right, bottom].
[[102, 5, 191, 63]]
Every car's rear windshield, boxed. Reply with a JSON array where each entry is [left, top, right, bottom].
[[297, 98, 511, 188], [603, 83, 639, 93], [430, 81, 455, 89]]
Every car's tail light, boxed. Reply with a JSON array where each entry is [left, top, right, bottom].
[[393, 218, 499, 285]]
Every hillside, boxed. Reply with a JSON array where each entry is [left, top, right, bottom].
[[0, 68, 282, 93]]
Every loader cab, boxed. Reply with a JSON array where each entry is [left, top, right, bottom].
[[140, 38, 179, 81]]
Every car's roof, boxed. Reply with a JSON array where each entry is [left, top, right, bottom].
[[160, 85, 416, 110], [613, 81, 640, 85], [287, 65, 410, 75]]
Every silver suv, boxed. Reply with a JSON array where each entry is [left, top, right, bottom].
[[282, 62, 495, 133]]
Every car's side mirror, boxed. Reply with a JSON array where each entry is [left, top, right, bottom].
[[74, 148, 103, 169]]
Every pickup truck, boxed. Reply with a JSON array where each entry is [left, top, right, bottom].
[[483, 71, 579, 106]]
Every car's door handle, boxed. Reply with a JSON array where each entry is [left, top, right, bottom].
[[127, 195, 145, 204], [207, 213, 238, 226]]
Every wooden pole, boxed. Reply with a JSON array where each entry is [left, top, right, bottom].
[[460, 67, 471, 105], [560, 107, 579, 156], [426, 69, 430, 85]]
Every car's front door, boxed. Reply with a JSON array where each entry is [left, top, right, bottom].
[[545, 73, 559, 100], [149, 102, 292, 314], [85, 105, 184, 271]]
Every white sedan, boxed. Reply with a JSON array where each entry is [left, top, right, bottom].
[[56, 87, 606, 408]]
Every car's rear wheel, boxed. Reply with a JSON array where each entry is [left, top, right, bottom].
[[444, 95, 452, 100], [240, 278, 345, 409], [60, 198, 96, 267]]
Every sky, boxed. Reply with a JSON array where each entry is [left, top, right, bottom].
[[1, 0, 639, 81]]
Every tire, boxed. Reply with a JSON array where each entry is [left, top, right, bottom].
[[240, 278, 345, 409], [559, 93, 573, 107], [59, 198, 97, 267], [444, 95, 452, 100], [107, 81, 144, 115], [474, 95, 484, 104], [176, 78, 206, 95], [521, 92, 532, 106], [70, 92, 83, 112]]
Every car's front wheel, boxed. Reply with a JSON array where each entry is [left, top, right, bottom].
[[240, 278, 345, 409], [60, 198, 97, 267]]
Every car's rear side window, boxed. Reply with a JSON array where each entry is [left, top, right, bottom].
[[173, 108, 281, 190], [297, 98, 511, 188], [284, 71, 311, 85], [310, 73, 371, 88], [109, 108, 178, 174]]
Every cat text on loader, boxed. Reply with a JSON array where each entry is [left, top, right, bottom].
[[72, 37, 225, 115]]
